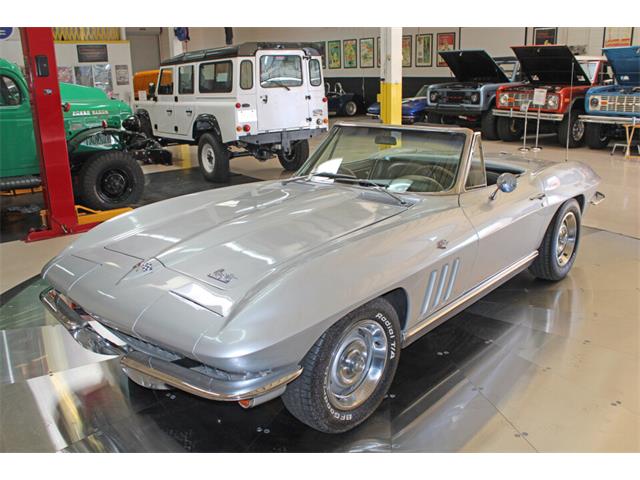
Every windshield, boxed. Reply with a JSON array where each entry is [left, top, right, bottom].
[[260, 55, 303, 88], [578, 60, 599, 83], [497, 61, 518, 80], [415, 85, 429, 97], [298, 125, 467, 193]]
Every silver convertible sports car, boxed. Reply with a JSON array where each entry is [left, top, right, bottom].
[[41, 123, 604, 433]]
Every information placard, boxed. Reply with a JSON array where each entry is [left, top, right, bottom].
[[533, 88, 548, 107]]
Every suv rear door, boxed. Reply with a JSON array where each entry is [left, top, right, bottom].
[[256, 50, 310, 132], [307, 57, 326, 126]]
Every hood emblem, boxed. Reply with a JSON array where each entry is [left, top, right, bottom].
[[134, 260, 154, 273], [208, 268, 237, 284]]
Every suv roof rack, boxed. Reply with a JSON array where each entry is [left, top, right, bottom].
[[161, 42, 321, 66]]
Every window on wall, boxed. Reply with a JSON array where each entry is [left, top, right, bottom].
[[178, 65, 194, 94], [199, 61, 233, 93], [309, 59, 322, 86], [240, 60, 253, 90], [0, 76, 22, 106], [157, 68, 174, 95]]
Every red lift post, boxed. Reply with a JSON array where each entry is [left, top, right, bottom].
[[20, 27, 102, 242]]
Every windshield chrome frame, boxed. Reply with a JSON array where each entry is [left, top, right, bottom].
[[296, 122, 475, 196]]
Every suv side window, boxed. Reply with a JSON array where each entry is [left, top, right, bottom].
[[309, 59, 322, 87], [465, 135, 487, 190], [240, 60, 253, 90], [178, 65, 194, 94], [199, 61, 233, 93], [0, 76, 23, 106], [598, 63, 613, 84], [157, 68, 174, 95]]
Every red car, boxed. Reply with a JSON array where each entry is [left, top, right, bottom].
[[493, 45, 610, 147]]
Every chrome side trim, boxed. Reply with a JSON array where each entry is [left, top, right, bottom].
[[421, 270, 438, 316], [402, 251, 539, 347], [444, 258, 460, 302]]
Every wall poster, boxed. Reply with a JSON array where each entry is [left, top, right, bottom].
[[415, 33, 433, 67], [402, 35, 412, 67], [343, 39, 357, 68], [328, 40, 341, 69], [436, 32, 456, 67], [603, 27, 634, 47], [533, 27, 557, 45], [360, 38, 374, 68]]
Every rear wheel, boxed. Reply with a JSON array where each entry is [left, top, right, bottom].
[[282, 297, 400, 433], [558, 110, 586, 148], [343, 100, 358, 117], [77, 151, 144, 210], [497, 117, 524, 142], [585, 123, 611, 149], [529, 199, 581, 281], [198, 133, 230, 182], [427, 112, 443, 124], [480, 109, 499, 140], [277, 140, 309, 171]]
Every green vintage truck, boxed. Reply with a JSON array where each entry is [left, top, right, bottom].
[[0, 58, 150, 210]]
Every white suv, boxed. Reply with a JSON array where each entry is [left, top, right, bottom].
[[134, 43, 329, 182]]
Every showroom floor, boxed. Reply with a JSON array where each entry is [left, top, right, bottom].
[[0, 117, 638, 452]]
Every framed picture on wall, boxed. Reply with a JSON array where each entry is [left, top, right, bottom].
[[436, 32, 456, 67], [415, 33, 433, 67], [328, 40, 341, 69], [343, 39, 357, 68], [360, 38, 374, 68], [402, 35, 412, 67], [533, 27, 557, 45], [310, 41, 326, 68], [377, 36, 381, 67], [603, 27, 634, 47]]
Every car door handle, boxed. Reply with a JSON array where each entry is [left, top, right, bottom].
[[186, 110, 193, 115], [261, 95, 268, 104], [529, 193, 546, 201], [166, 109, 173, 115]]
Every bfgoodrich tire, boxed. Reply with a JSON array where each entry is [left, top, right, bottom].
[[277, 140, 309, 171], [585, 123, 611, 149], [480, 109, 499, 140], [77, 151, 144, 210], [529, 199, 581, 281], [497, 116, 524, 141], [198, 133, 229, 182], [282, 297, 401, 433]]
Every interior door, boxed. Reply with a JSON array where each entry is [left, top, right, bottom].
[[155, 67, 176, 136], [256, 51, 310, 132]]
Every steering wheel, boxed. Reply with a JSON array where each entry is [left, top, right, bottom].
[[394, 175, 445, 193], [420, 165, 455, 188]]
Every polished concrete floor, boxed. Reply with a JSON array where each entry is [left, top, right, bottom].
[[0, 116, 639, 452]]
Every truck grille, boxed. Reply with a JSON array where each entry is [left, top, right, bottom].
[[599, 95, 640, 114], [506, 92, 533, 108]]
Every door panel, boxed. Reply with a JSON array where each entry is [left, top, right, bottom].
[[174, 64, 195, 137], [155, 67, 176, 136], [460, 174, 548, 285]]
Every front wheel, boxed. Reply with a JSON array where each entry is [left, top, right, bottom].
[[480, 110, 499, 140], [557, 110, 586, 148], [529, 199, 581, 281], [277, 140, 309, 171], [497, 116, 524, 141], [585, 123, 611, 149], [77, 151, 144, 210], [282, 297, 401, 433], [198, 133, 230, 182]]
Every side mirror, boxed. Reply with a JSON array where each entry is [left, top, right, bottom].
[[489, 172, 517, 200], [148, 82, 156, 97]]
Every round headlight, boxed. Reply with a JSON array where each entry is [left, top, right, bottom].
[[430, 92, 439, 102], [470, 92, 480, 104], [589, 96, 600, 109], [546, 95, 559, 109], [499, 93, 509, 106]]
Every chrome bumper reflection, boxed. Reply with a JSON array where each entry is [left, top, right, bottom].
[[40, 287, 302, 402]]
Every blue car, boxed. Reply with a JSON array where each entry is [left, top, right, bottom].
[[326, 82, 365, 117], [581, 46, 640, 149], [366, 85, 430, 124]]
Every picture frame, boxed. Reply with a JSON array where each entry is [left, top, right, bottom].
[[603, 27, 634, 47], [343, 39, 357, 69], [360, 37, 375, 68], [377, 36, 381, 67], [533, 27, 557, 46], [402, 35, 412, 68], [415, 33, 433, 67], [436, 32, 456, 67], [328, 40, 341, 69]]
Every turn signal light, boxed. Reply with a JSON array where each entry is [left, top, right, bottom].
[[322, 97, 327, 103], [236, 126, 242, 132], [238, 399, 253, 409], [62, 102, 71, 112], [323, 118, 328, 124], [235, 102, 241, 109], [243, 124, 251, 132]]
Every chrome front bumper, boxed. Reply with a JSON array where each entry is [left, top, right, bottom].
[[40, 287, 302, 402], [579, 114, 640, 126], [492, 108, 564, 122]]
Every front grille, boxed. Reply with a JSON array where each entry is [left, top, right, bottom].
[[439, 90, 475, 105], [505, 92, 533, 108], [600, 95, 640, 114]]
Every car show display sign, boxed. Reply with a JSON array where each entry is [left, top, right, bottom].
[[603, 27, 634, 47], [532, 88, 548, 107], [436, 32, 456, 67], [343, 39, 357, 68], [328, 40, 341, 69], [77, 44, 109, 63], [360, 38, 374, 68], [416, 33, 433, 67], [402, 35, 412, 67], [533, 27, 557, 45]]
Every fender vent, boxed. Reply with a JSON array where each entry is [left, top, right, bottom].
[[420, 258, 460, 316]]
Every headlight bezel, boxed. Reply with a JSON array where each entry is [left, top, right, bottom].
[[498, 93, 510, 106], [589, 96, 600, 110], [429, 91, 440, 103], [545, 94, 560, 110], [470, 92, 480, 104]]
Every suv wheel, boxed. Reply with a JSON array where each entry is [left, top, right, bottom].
[[277, 140, 309, 171], [77, 151, 144, 210], [585, 123, 610, 149], [198, 133, 230, 182], [480, 110, 499, 140], [558, 110, 585, 148], [497, 117, 524, 142], [282, 297, 401, 433]]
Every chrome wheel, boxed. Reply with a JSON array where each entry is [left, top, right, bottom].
[[201, 144, 215, 173], [326, 320, 388, 410], [572, 119, 585, 141], [556, 211, 577, 267]]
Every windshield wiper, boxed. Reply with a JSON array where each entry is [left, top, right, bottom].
[[304, 172, 409, 206], [262, 80, 290, 91]]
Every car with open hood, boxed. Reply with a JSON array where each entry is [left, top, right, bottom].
[[40, 122, 604, 433], [424, 50, 521, 139], [580, 46, 640, 149], [493, 45, 609, 148]]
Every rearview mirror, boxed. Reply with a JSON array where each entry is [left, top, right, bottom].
[[490, 172, 517, 200], [375, 135, 397, 146]]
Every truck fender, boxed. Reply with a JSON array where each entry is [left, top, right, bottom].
[[192, 114, 223, 143]]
